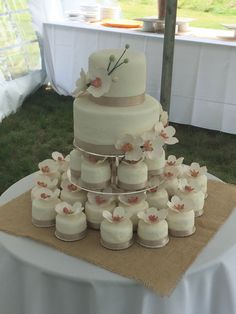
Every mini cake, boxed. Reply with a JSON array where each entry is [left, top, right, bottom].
[[69, 149, 82, 179], [118, 193, 148, 231], [165, 155, 184, 178], [100, 207, 133, 250], [52, 151, 70, 174], [60, 179, 87, 206], [145, 148, 165, 176], [32, 188, 60, 227], [185, 162, 208, 198], [80, 157, 111, 189], [31, 175, 58, 200], [167, 195, 195, 237], [117, 160, 148, 191], [38, 159, 61, 184], [85, 192, 116, 229], [161, 166, 179, 197], [137, 208, 169, 248], [177, 178, 205, 217], [146, 176, 169, 209], [55, 201, 87, 241]]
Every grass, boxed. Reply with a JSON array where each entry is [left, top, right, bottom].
[[0, 86, 236, 195], [119, 0, 236, 29]]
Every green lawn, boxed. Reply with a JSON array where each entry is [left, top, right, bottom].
[[0, 87, 236, 195]]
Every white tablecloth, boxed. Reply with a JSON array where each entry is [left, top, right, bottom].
[[0, 174, 236, 314], [43, 21, 236, 135]]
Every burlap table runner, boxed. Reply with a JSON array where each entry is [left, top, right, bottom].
[[0, 180, 236, 296]]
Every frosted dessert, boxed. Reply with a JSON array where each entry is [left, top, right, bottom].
[[69, 149, 82, 178], [60, 179, 87, 206], [31, 175, 58, 200]]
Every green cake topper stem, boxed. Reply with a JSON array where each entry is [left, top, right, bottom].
[[107, 44, 130, 76]]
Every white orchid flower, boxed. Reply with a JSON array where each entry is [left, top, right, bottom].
[[87, 67, 112, 97], [186, 162, 208, 178], [72, 68, 89, 98], [118, 193, 146, 206], [61, 179, 80, 193], [141, 131, 164, 160], [52, 152, 70, 172], [166, 155, 184, 167], [138, 208, 168, 224], [167, 195, 192, 213], [38, 159, 59, 175], [154, 121, 178, 145], [35, 175, 58, 189], [178, 178, 199, 193], [115, 134, 143, 161], [163, 166, 179, 179], [55, 201, 83, 216], [87, 192, 115, 205], [103, 206, 126, 223], [34, 187, 60, 201], [160, 110, 168, 127]]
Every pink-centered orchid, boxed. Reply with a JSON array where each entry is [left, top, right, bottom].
[[38, 159, 59, 175], [55, 201, 84, 216], [87, 67, 112, 97], [52, 152, 70, 172], [154, 121, 178, 145], [115, 134, 143, 161], [186, 162, 208, 178], [166, 155, 184, 167], [35, 175, 58, 190], [72, 68, 89, 98], [61, 179, 80, 193], [141, 131, 164, 160], [178, 178, 200, 194], [103, 206, 126, 223], [33, 187, 60, 201], [118, 193, 146, 206], [163, 166, 179, 180], [138, 208, 168, 224], [87, 192, 115, 206], [167, 195, 192, 213]]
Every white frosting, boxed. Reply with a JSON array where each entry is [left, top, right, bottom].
[[74, 94, 161, 153], [56, 212, 87, 235], [70, 149, 82, 171], [146, 188, 169, 209], [85, 201, 116, 225], [137, 219, 168, 241], [100, 219, 133, 244], [32, 198, 60, 221], [81, 159, 111, 184], [167, 210, 195, 231], [88, 49, 146, 97], [145, 149, 165, 173], [60, 189, 87, 206], [162, 177, 178, 197], [117, 161, 148, 185], [118, 200, 149, 230], [187, 175, 208, 195]]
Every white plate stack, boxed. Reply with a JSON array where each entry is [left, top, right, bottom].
[[79, 4, 100, 22], [99, 5, 121, 20]]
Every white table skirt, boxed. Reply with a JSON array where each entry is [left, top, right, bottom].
[[0, 174, 236, 314], [43, 21, 236, 135]]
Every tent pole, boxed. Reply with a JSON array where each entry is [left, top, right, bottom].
[[160, 0, 178, 113]]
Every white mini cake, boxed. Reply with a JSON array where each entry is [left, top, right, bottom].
[[32, 188, 60, 227], [60, 179, 87, 206], [167, 196, 195, 237], [31, 175, 58, 200], [137, 208, 169, 248], [38, 159, 61, 184], [146, 187, 169, 209], [177, 178, 205, 217], [85, 193, 116, 229], [161, 166, 179, 197], [117, 160, 148, 191], [145, 148, 165, 176], [100, 207, 133, 250], [185, 162, 208, 198], [118, 193, 148, 231], [55, 202, 87, 241], [80, 157, 111, 189], [69, 149, 82, 178]]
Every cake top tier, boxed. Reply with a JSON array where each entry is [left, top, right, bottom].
[[88, 48, 146, 98]]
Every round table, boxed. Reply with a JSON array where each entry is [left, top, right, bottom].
[[0, 174, 236, 314]]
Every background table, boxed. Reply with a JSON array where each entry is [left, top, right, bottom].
[[0, 174, 236, 314], [43, 21, 236, 135]]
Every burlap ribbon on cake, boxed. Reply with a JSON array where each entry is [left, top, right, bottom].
[[0, 180, 236, 296]]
